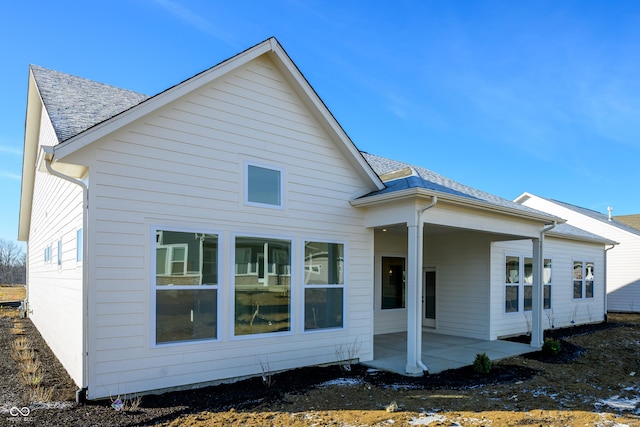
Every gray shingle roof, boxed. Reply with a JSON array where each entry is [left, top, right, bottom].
[[543, 197, 640, 237], [30, 65, 150, 143], [549, 222, 617, 244], [361, 152, 557, 218], [24, 64, 617, 247]]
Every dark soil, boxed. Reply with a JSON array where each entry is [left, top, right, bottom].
[[2, 311, 640, 426]]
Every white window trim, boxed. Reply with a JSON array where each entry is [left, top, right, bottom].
[[504, 254, 553, 314], [76, 228, 83, 264], [231, 232, 295, 340], [57, 239, 62, 268], [151, 226, 221, 348], [572, 260, 594, 300], [44, 244, 52, 264], [302, 239, 347, 333], [243, 161, 285, 210]]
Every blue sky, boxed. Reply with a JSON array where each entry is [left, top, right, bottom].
[[2, 1, 640, 247]]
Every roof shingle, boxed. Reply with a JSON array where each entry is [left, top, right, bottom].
[[30, 65, 150, 143]]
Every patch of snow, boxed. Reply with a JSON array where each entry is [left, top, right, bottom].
[[409, 413, 447, 425], [387, 383, 422, 390], [597, 395, 640, 411], [30, 401, 74, 410], [319, 377, 363, 387]]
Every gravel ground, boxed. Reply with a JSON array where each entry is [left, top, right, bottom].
[[1, 309, 640, 426]]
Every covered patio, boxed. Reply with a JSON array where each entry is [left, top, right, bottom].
[[364, 331, 534, 375]]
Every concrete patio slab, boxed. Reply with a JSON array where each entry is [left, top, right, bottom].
[[363, 331, 534, 375]]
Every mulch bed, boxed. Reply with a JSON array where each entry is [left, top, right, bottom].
[[0, 312, 628, 427]]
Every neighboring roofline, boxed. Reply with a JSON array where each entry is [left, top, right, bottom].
[[351, 185, 566, 225], [47, 37, 383, 191], [516, 191, 640, 238]]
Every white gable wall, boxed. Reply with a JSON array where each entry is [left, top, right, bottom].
[[520, 196, 640, 312], [27, 110, 84, 386], [70, 55, 375, 399], [491, 237, 606, 339]]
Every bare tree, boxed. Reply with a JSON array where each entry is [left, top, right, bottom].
[[0, 238, 26, 285]]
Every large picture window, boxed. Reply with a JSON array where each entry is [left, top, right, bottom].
[[506, 255, 552, 313], [155, 230, 218, 344], [304, 241, 344, 330], [245, 163, 282, 207], [573, 261, 594, 299], [234, 237, 291, 335], [381, 257, 405, 310]]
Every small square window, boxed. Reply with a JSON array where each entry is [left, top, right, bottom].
[[246, 164, 282, 207]]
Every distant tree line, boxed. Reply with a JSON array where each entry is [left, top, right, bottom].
[[0, 239, 26, 285]]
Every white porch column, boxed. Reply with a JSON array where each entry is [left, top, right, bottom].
[[405, 222, 423, 374], [531, 237, 544, 348]]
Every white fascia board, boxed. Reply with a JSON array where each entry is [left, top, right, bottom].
[[18, 71, 46, 241], [269, 42, 384, 191], [53, 39, 276, 160], [547, 231, 618, 246], [352, 187, 565, 225]]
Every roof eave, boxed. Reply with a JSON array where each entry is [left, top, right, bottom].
[[546, 231, 618, 246], [18, 69, 47, 241], [351, 187, 565, 224]]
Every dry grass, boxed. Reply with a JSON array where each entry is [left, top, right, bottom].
[[19, 369, 43, 387], [0, 307, 21, 318], [23, 386, 54, 403], [0, 285, 26, 302], [11, 336, 32, 353]]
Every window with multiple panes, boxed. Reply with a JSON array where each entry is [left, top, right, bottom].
[[44, 245, 52, 264], [234, 236, 291, 336], [304, 241, 344, 330], [505, 255, 552, 313], [155, 230, 218, 344], [381, 257, 406, 310], [245, 163, 283, 208], [573, 261, 594, 299]]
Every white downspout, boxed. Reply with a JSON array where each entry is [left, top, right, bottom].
[[43, 147, 89, 402], [604, 244, 615, 321], [415, 196, 437, 372]]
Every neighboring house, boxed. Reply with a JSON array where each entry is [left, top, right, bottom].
[[614, 214, 640, 231], [18, 38, 613, 400], [516, 193, 640, 313]]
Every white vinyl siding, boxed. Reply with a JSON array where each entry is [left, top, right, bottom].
[[491, 238, 605, 339], [81, 55, 375, 399], [519, 195, 640, 313], [26, 110, 84, 387]]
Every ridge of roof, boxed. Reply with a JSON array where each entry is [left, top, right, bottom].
[[30, 65, 150, 143]]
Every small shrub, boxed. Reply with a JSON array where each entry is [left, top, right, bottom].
[[23, 386, 54, 404], [473, 352, 492, 374], [542, 338, 561, 356]]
